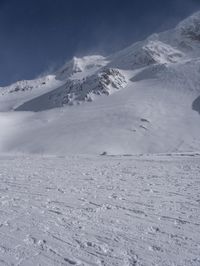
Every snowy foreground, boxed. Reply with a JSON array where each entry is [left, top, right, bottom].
[[0, 154, 200, 266]]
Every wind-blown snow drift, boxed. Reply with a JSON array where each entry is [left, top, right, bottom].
[[0, 11, 200, 155]]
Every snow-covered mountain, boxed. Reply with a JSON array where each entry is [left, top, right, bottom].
[[1, 11, 200, 155]]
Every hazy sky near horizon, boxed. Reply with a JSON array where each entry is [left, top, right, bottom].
[[0, 0, 199, 86]]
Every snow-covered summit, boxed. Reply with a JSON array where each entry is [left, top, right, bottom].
[[109, 39, 184, 70], [55, 55, 108, 81]]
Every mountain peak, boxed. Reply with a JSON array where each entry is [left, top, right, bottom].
[[55, 55, 108, 81], [176, 11, 200, 41]]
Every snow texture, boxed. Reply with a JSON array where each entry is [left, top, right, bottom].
[[0, 154, 199, 266]]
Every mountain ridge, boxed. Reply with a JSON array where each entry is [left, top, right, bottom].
[[0, 11, 200, 155]]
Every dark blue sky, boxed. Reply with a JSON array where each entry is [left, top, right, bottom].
[[0, 0, 199, 86]]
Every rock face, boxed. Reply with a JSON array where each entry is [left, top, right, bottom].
[[192, 96, 200, 114], [0, 76, 53, 95], [59, 68, 127, 105], [16, 68, 127, 111], [177, 11, 200, 41]]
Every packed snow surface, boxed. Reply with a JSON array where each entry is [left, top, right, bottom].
[[0, 153, 199, 266]]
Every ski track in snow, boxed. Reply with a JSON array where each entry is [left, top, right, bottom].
[[0, 154, 199, 266]]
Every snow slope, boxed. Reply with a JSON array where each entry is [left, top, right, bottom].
[[0, 11, 200, 155], [0, 153, 199, 265]]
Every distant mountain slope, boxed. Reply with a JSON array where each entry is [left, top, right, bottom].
[[0, 11, 200, 155]]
